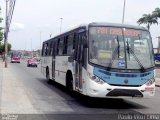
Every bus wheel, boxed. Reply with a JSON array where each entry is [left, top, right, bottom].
[[46, 68, 51, 84], [66, 72, 74, 95]]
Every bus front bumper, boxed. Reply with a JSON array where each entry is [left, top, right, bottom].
[[86, 79, 155, 98]]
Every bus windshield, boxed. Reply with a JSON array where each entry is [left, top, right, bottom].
[[89, 26, 154, 70], [11, 52, 21, 58]]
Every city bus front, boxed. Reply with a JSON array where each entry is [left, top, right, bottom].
[[87, 24, 155, 98], [11, 52, 21, 63]]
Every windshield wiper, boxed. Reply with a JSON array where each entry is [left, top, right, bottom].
[[106, 36, 120, 71], [117, 36, 120, 59], [126, 41, 145, 72]]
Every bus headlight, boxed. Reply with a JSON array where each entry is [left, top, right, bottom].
[[145, 78, 155, 86], [88, 73, 105, 84]]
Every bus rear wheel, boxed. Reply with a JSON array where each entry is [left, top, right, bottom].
[[46, 68, 51, 84], [66, 72, 74, 95]]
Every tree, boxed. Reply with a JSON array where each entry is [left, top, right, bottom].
[[137, 14, 158, 30], [0, 43, 12, 54], [0, 7, 12, 55], [152, 8, 160, 19]]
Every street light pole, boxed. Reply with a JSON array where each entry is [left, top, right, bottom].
[[4, 0, 9, 68], [60, 18, 63, 33], [122, 0, 126, 24]]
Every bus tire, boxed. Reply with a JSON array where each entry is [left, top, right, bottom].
[[46, 67, 51, 84], [66, 71, 74, 95]]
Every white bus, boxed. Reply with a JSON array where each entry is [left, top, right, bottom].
[[41, 23, 155, 98]]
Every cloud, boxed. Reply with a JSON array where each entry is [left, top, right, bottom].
[[10, 22, 25, 32]]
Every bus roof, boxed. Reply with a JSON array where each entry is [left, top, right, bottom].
[[43, 22, 147, 43]]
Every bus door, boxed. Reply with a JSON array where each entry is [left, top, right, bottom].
[[52, 40, 56, 80], [75, 30, 86, 91]]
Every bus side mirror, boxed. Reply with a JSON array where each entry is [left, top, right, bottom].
[[68, 56, 74, 62]]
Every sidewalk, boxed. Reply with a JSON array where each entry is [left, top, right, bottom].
[[0, 59, 38, 114]]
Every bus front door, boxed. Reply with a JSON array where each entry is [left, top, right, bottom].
[[75, 31, 86, 91]]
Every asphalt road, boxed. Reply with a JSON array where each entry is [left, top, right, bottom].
[[4, 60, 160, 120]]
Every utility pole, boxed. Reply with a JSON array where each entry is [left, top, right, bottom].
[[4, 0, 9, 68], [122, 0, 126, 24], [4, 0, 16, 67]]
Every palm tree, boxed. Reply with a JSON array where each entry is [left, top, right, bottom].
[[153, 8, 160, 53], [152, 8, 160, 19], [137, 14, 158, 31]]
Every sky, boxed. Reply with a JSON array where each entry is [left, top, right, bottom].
[[0, 0, 160, 50]]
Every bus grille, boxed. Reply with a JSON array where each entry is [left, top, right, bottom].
[[109, 84, 141, 87], [106, 89, 143, 97]]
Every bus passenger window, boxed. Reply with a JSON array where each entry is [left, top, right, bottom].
[[44, 43, 48, 56], [42, 44, 44, 56], [58, 38, 64, 55], [67, 34, 74, 55], [49, 41, 53, 56], [63, 36, 68, 55]]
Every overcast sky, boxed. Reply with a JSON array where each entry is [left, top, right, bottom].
[[0, 0, 160, 50]]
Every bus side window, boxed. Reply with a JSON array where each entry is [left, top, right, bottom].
[[53, 40, 58, 56], [73, 33, 78, 59], [63, 36, 68, 55], [57, 38, 64, 55], [73, 32, 77, 59], [49, 41, 53, 56], [57, 38, 60, 55], [42, 44, 44, 56], [44, 43, 48, 56], [73, 33, 76, 49], [47, 43, 49, 56], [67, 34, 74, 55]]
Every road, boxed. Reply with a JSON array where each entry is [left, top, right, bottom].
[[1, 60, 160, 120]]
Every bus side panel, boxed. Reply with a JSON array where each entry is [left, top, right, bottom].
[[55, 56, 69, 86], [41, 56, 46, 76], [48, 56, 53, 79], [41, 56, 52, 78]]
